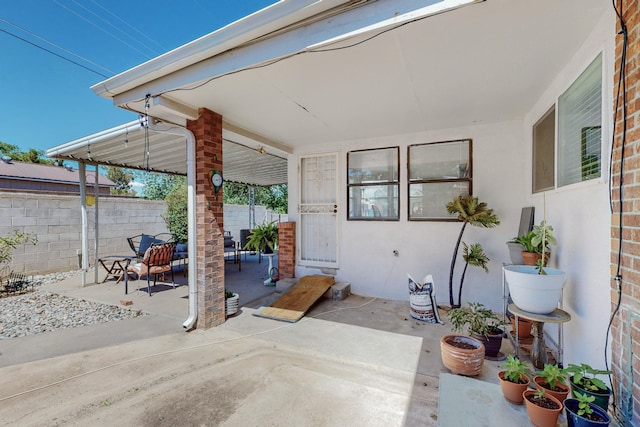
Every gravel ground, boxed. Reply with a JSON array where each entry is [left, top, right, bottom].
[[0, 270, 147, 340]]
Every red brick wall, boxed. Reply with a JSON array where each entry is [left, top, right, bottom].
[[611, 1, 640, 423], [187, 108, 225, 329], [278, 222, 295, 278]]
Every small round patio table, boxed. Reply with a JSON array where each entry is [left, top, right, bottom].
[[508, 304, 571, 369]]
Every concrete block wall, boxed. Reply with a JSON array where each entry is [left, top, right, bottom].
[[0, 191, 167, 275], [0, 191, 285, 277], [223, 205, 288, 244]]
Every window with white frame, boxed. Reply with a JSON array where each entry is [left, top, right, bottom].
[[558, 53, 603, 187], [534, 53, 603, 192], [347, 147, 399, 220]]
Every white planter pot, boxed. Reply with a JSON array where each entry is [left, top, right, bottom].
[[226, 293, 239, 316], [504, 265, 566, 314]]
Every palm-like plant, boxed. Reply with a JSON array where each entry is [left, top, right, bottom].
[[446, 195, 500, 308], [456, 243, 490, 305]]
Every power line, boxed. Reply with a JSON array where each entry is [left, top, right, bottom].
[[0, 17, 114, 75], [52, 0, 153, 60], [89, 0, 167, 53], [0, 27, 109, 78], [69, 0, 162, 57]]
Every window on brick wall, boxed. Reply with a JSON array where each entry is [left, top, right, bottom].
[[533, 53, 603, 192]]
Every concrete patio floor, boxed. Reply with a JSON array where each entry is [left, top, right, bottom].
[[0, 255, 565, 426]]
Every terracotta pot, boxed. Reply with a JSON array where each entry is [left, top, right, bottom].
[[498, 371, 530, 404], [510, 315, 533, 338], [534, 375, 570, 403], [440, 334, 484, 376], [521, 251, 550, 266], [523, 389, 563, 427]]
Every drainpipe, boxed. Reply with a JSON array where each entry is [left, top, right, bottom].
[[79, 161, 89, 287], [147, 119, 197, 330]]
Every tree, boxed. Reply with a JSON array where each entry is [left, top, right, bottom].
[[0, 142, 54, 164], [105, 166, 135, 196], [142, 172, 185, 200], [222, 182, 287, 213], [163, 184, 188, 243]]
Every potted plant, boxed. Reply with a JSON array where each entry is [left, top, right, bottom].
[[498, 354, 531, 404], [243, 221, 279, 254], [445, 195, 500, 308], [534, 363, 571, 402], [448, 302, 504, 358], [565, 391, 611, 426], [523, 388, 564, 427], [225, 289, 239, 316], [511, 221, 557, 266], [504, 220, 566, 314], [564, 363, 612, 411], [509, 314, 533, 339], [440, 334, 485, 376]]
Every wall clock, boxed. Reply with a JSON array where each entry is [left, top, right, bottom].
[[211, 170, 223, 198]]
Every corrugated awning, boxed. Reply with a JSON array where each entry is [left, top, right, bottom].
[[46, 120, 287, 186]]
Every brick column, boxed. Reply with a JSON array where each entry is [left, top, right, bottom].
[[278, 222, 295, 278], [611, 2, 640, 423], [187, 108, 225, 329]]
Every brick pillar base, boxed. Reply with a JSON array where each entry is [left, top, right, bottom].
[[187, 108, 225, 330], [278, 222, 295, 278]]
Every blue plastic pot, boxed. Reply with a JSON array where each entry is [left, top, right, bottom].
[[564, 398, 611, 427]]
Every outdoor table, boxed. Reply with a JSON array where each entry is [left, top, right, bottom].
[[508, 304, 571, 369], [98, 255, 135, 293]]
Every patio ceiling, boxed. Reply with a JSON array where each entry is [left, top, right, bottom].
[[92, 0, 609, 151], [46, 120, 288, 186]]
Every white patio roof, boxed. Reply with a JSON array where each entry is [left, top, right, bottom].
[[46, 120, 288, 186], [89, 0, 608, 151]]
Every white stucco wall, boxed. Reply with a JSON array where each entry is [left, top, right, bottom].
[[288, 119, 527, 311], [288, 6, 615, 374], [522, 10, 615, 371]]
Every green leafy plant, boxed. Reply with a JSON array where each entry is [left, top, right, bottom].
[[225, 289, 235, 299], [243, 221, 279, 253], [502, 354, 530, 384], [448, 302, 503, 338], [564, 363, 612, 392], [0, 229, 37, 266], [538, 363, 567, 390], [511, 221, 557, 275], [455, 242, 490, 304], [445, 195, 500, 308], [574, 391, 596, 419], [162, 187, 188, 243]]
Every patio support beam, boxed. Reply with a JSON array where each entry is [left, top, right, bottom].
[[187, 108, 226, 329]]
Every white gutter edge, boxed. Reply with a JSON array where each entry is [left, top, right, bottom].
[[91, 0, 351, 98], [46, 120, 143, 158], [147, 119, 198, 330]]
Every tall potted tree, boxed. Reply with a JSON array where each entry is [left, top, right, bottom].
[[445, 195, 500, 308]]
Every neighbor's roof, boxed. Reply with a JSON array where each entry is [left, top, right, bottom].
[[0, 158, 115, 186]]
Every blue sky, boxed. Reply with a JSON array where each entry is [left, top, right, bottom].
[[0, 0, 275, 154]]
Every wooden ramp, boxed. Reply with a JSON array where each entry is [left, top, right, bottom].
[[253, 275, 335, 322]]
